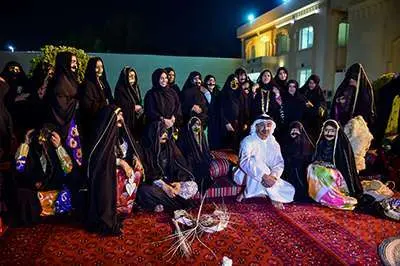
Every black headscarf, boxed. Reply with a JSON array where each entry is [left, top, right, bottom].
[[181, 71, 202, 92], [283, 80, 306, 126], [252, 69, 280, 123], [180, 71, 208, 125], [300, 74, 326, 108], [86, 105, 141, 235], [114, 66, 143, 136], [165, 67, 180, 95], [25, 62, 54, 129], [0, 80, 13, 161], [47, 52, 79, 137], [283, 121, 315, 201], [141, 121, 194, 184], [0, 61, 29, 107], [177, 117, 213, 193], [144, 68, 182, 125], [83, 57, 113, 103], [313, 119, 363, 198], [284, 121, 315, 160], [274, 67, 289, 95], [220, 74, 245, 125], [331, 63, 376, 129], [299, 74, 327, 140]]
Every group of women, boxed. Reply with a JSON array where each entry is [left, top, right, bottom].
[[0, 51, 394, 236]]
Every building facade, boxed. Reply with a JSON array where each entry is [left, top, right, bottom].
[[237, 0, 399, 100]]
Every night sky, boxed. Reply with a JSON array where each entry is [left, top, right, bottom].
[[0, 0, 280, 58]]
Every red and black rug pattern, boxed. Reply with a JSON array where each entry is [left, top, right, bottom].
[[0, 198, 399, 265]]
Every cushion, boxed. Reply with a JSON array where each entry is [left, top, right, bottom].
[[210, 158, 230, 179], [211, 149, 239, 165]]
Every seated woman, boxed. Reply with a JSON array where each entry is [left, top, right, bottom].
[[307, 119, 363, 210], [86, 106, 143, 236], [177, 116, 213, 194], [13, 125, 73, 225], [282, 121, 315, 202], [137, 122, 198, 213]]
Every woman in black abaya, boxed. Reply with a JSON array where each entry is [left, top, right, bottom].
[[282, 121, 314, 201], [180, 71, 208, 127], [137, 122, 197, 212], [331, 63, 376, 130], [86, 106, 143, 235], [1, 61, 30, 142], [219, 74, 249, 151], [274, 67, 289, 95], [46, 52, 83, 169], [144, 68, 183, 129], [204, 74, 221, 149], [80, 57, 114, 144], [165, 67, 180, 95], [114, 66, 144, 138], [177, 117, 213, 194], [299, 74, 327, 142]]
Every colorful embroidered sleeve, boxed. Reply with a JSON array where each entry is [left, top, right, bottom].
[[56, 146, 73, 174], [15, 143, 29, 173]]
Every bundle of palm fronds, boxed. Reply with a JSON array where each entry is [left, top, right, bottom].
[[160, 196, 232, 261]]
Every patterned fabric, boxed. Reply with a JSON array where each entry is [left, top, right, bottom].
[[55, 146, 73, 174], [66, 119, 83, 166], [209, 158, 230, 179], [307, 162, 358, 210], [37, 190, 59, 216], [54, 187, 72, 214], [193, 176, 243, 199], [116, 161, 143, 214], [211, 150, 239, 165], [3, 198, 399, 265], [385, 95, 400, 136], [177, 181, 198, 199], [15, 143, 29, 173]]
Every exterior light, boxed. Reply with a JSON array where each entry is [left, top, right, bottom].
[[8, 45, 15, 53], [248, 14, 255, 23]]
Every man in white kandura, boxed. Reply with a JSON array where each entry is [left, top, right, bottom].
[[234, 115, 295, 209]]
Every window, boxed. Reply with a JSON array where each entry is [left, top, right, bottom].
[[250, 45, 256, 59], [298, 26, 314, 50], [337, 22, 349, 47], [277, 34, 289, 55], [298, 68, 312, 87]]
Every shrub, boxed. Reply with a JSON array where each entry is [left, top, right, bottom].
[[30, 45, 90, 82]]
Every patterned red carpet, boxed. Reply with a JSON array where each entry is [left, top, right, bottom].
[[0, 198, 398, 265]]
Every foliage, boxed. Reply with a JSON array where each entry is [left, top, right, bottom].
[[372, 72, 395, 102], [30, 45, 90, 82]]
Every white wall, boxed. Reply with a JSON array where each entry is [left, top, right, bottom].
[[347, 0, 400, 80], [0, 51, 241, 94]]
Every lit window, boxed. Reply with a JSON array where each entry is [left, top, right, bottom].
[[277, 34, 289, 55], [299, 26, 314, 50], [298, 68, 312, 87], [337, 22, 349, 47]]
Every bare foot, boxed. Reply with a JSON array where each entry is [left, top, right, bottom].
[[236, 193, 244, 203], [271, 200, 285, 210], [154, 204, 164, 212]]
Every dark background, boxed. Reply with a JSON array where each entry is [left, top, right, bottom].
[[0, 0, 279, 57]]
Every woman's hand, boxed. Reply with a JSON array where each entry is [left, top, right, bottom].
[[25, 129, 35, 144], [134, 105, 142, 112], [162, 184, 177, 198], [50, 132, 61, 148], [119, 159, 133, 177], [226, 123, 235, 132]]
